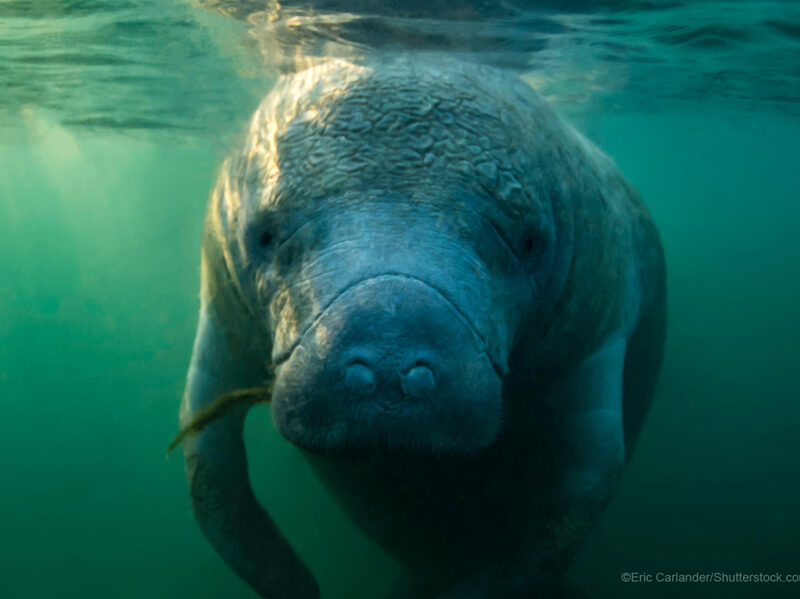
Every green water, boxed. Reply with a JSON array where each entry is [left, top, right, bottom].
[[2, 1, 800, 598], [3, 108, 798, 599]]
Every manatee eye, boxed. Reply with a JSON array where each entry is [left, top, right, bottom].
[[251, 226, 275, 260], [521, 232, 538, 257], [258, 231, 274, 248]]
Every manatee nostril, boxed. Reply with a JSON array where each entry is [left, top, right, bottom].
[[344, 362, 376, 395], [402, 364, 436, 398]]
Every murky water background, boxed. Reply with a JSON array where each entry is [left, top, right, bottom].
[[1, 1, 799, 597]]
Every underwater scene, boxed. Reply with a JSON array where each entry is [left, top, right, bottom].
[[1, 1, 799, 598]]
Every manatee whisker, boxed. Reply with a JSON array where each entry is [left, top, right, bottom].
[[166, 386, 272, 456]]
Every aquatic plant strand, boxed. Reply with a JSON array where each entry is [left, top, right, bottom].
[[166, 386, 272, 456]]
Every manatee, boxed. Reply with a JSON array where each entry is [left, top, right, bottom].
[[178, 54, 666, 598]]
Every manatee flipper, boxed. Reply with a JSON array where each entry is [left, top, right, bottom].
[[557, 337, 628, 497], [181, 306, 319, 599]]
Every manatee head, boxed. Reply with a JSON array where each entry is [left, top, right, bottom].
[[207, 56, 575, 456]]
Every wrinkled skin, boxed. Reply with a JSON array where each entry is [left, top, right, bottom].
[[180, 55, 666, 598]]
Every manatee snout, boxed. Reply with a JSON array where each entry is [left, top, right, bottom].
[[271, 274, 504, 455]]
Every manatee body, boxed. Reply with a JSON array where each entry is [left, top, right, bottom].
[[180, 55, 666, 598]]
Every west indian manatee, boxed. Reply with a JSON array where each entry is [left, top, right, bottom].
[[177, 54, 666, 598]]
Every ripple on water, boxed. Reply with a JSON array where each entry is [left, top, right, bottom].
[[0, 0, 798, 143]]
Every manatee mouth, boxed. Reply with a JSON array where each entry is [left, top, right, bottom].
[[269, 274, 505, 456]]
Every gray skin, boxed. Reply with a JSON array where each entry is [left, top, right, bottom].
[[180, 55, 666, 599]]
